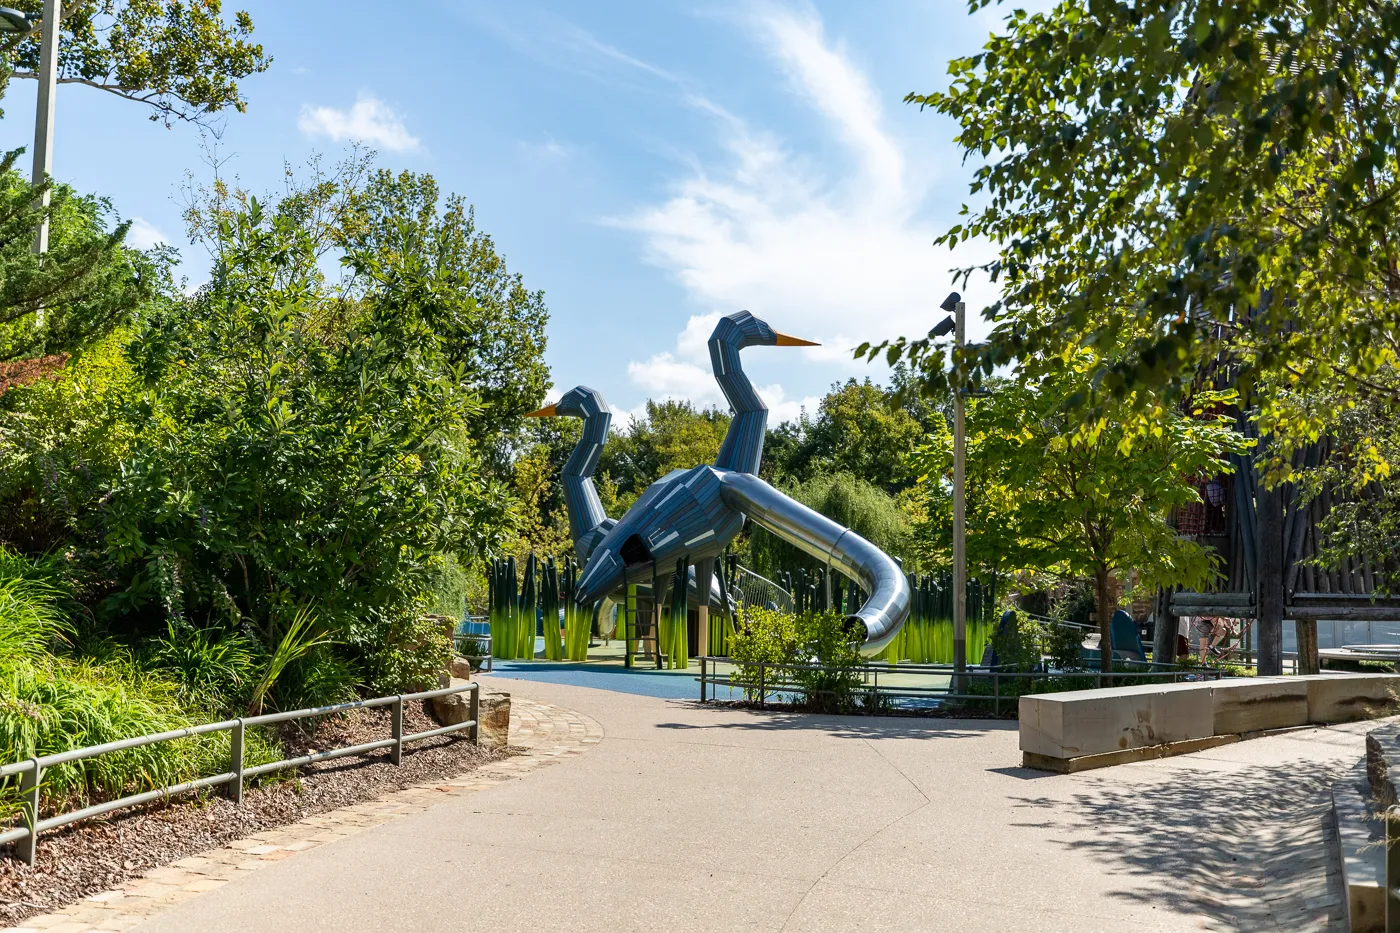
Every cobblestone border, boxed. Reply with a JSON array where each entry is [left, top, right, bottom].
[[2, 696, 602, 933]]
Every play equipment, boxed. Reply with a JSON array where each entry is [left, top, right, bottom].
[[574, 311, 912, 655], [525, 386, 728, 622]]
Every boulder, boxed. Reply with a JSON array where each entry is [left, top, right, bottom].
[[450, 655, 474, 680], [430, 677, 474, 726], [479, 690, 511, 748]]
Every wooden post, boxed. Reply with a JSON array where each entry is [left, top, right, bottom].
[[1257, 472, 1285, 676], [1296, 620, 1320, 674]]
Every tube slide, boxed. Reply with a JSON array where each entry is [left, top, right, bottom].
[[717, 471, 910, 654]]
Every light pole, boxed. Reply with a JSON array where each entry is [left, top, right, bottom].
[[30, 0, 60, 255], [930, 292, 967, 692]]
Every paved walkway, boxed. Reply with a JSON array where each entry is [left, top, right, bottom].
[[17, 676, 1363, 933]]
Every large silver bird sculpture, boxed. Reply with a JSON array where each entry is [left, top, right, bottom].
[[573, 311, 911, 654]]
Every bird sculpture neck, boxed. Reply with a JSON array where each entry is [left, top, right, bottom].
[[562, 405, 612, 546], [710, 317, 767, 475]]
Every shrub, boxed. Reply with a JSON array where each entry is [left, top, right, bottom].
[[0, 549, 279, 819], [729, 607, 865, 713]]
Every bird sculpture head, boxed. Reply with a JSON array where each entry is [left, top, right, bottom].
[[524, 385, 609, 422]]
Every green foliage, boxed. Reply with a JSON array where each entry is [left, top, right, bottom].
[[910, 361, 1248, 670], [772, 378, 925, 493], [0, 331, 139, 551], [746, 472, 915, 578], [868, 1, 1400, 476], [0, 546, 278, 819], [729, 607, 865, 713], [8, 0, 271, 125], [0, 161, 166, 365], [247, 606, 330, 715], [600, 399, 729, 513], [147, 619, 257, 707], [989, 609, 1039, 673], [101, 192, 510, 649]]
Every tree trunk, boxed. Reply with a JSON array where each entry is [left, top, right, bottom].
[[1095, 566, 1113, 677], [1152, 586, 1177, 667], [1296, 619, 1319, 674]]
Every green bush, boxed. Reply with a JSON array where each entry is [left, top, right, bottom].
[[0, 549, 278, 819], [730, 607, 865, 713]]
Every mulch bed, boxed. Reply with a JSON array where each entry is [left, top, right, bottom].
[[0, 701, 511, 926]]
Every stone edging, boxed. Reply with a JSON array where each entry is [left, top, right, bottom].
[[1, 696, 602, 933]]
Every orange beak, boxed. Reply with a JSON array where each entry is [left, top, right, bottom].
[[524, 404, 558, 418], [774, 332, 820, 347]]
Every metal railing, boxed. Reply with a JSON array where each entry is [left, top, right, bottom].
[[697, 657, 1225, 715], [731, 567, 794, 615], [0, 682, 479, 865]]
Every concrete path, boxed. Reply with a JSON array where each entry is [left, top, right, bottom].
[[130, 675, 1358, 933]]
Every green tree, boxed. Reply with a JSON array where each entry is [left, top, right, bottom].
[[775, 378, 924, 493], [911, 359, 1249, 672], [6, 0, 270, 125], [184, 159, 550, 472], [0, 158, 163, 366], [97, 195, 511, 666], [600, 399, 729, 512], [871, 1, 1400, 469]]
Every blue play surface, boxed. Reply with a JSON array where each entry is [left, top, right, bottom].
[[486, 660, 752, 701]]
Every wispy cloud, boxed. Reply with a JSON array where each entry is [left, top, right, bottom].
[[298, 95, 421, 152], [125, 217, 169, 251], [616, 4, 968, 366], [626, 311, 820, 425]]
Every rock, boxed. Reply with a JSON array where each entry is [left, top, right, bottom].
[[430, 677, 474, 726], [479, 691, 511, 748], [450, 656, 474, 680]]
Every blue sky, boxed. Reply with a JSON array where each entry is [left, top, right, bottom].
[[0, 0, 1034, 423]]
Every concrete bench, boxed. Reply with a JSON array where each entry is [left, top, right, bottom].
[[1020, 673, 1400, 772]]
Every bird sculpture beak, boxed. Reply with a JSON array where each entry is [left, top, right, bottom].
[[524, 404, 558, 418], [774, 332, 820, 347]]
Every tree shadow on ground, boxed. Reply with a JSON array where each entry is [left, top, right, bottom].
[[1012, 754, 1352, 932], [652, 705, 1017, 741]]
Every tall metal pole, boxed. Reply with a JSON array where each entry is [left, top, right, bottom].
[[952, 300, 967, 690], [32, 0, 60, 255]]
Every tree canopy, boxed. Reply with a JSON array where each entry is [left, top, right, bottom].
[[5, 0, 270, 124], [868, 1, 1400, 466], [911, 358, 1249, 669]]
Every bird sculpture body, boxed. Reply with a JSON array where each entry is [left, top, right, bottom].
[[525, 386, 730, 613], [574, 312, 911, 654]]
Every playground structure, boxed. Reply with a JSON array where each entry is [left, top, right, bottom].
[[574, 311, 913, 655]]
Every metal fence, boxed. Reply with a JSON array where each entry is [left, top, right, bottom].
[[0, 682, 479, 865], [697, 657, 1225, 715], [454, 624, 494, 673]]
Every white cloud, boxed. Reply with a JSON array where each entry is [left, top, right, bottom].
[[298, 95, 421, 152], [624, 311, 820, 425], [126, 217, 168, 251], [616, 5, 994, 355]]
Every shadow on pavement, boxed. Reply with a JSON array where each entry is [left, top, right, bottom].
[[652, 708, 1016, 741], [1013, 757, 1349, 931]]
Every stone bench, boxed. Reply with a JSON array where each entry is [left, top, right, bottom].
[[1020, 673, 1400, 772]]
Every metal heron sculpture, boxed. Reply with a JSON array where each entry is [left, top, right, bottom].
[[525, 385, 730, 614], [573, 311, 912, 654]]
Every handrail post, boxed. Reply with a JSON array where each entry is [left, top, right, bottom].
[[1388, 806, 1400, 932], [758, 662, 766, 710], [468, 684, 480, 744], [700, 656, 708, 703], [229, 720, 245, 804], [17, 759, 39, 866], [391, 695, 404, 766], [994, 673, 1000, 716]]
